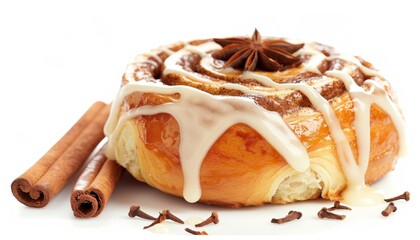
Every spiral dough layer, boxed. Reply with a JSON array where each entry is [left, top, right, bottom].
[[104, 37, 405, 207]]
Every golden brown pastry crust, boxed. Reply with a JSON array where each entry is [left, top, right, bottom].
[[108, 39, 402, 207], [114, 93, 398, 207]]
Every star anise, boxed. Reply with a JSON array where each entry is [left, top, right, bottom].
[[212, 29, 304, 72]]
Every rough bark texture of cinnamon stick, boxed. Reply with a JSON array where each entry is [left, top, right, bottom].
[[71, 145, 124, 218], [11, 102, 109, 208]]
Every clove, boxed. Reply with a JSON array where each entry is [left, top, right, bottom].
[[318, 207, 346, 220], [381, 202, 397, 217], [271, 211, 302, 224], [327, 201, 352, 211], [128, 205, 156, 220], [195, 211, 219, 227], [162, 209, 184, 224], [185, 228, 208, 235], [143, 212, 166, 229], [384, 191, 410, 202]]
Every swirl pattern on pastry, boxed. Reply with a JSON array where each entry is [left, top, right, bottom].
[[104, 34, 406, 207]]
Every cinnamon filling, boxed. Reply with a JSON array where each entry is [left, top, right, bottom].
[[104, 37, 406, 206]]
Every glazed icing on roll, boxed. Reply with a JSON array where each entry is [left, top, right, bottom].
[[104, 29, 406, 206], [105, 82, 310, 203]]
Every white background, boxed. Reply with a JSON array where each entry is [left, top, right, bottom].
[[1, 0, 419, 239]]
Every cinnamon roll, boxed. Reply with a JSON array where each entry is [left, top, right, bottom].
[[104, 29, 406, 207]]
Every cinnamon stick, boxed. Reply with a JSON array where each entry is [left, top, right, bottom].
[[11, 102, 109, 208], [71, 144, 124, 218]]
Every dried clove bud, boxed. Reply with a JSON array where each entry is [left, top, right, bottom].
[[162, 209, 184, 224], [318, 207, 346, 220], [185, 228, 208, 235], [271, 211, 302, 224], [195, 211, 219, 227], [381, 202, 397, 217], [327, 201, 352, 211], [384, 191, 410, 202], [128, 205, 156, 220], [143, 212, 166, 229]]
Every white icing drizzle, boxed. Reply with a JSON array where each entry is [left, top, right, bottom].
[[327, 55, 382, 77], [325, 71, 407, 205], [144, 51, 163, 64], [105, 81, 310, 203], [133, 55, 159, 68], [158, 46, 176, 55], [105, 39, 406, 205], [326, 70, 407, 156], [293, 42, 325, 74], [241, 71, 363, 189], [241, 60, 406, 205], [162, 49, 215, 84], [141, 60, 159, 68]]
